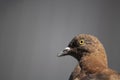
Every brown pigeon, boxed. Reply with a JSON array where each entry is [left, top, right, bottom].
[[58, 34, 120, 80]]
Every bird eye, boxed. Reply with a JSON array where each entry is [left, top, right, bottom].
[[79, 39, 84, 45]]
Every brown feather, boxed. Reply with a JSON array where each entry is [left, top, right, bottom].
[[58, 34, 120, 80]]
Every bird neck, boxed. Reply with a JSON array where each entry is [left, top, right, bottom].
[[79, 52, 108, 74]]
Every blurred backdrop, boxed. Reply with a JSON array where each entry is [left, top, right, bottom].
[[0, 0, 120, 80]]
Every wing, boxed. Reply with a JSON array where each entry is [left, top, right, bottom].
[[69, 64, 81, 80]]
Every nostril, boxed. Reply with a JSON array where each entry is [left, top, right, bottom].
[[65, 47, 70, 50], [63, 47, 71, 52]]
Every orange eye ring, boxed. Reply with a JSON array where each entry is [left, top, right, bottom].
[[79, 39, 84, 45]]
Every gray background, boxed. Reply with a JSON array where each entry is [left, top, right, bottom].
[[0, 0, 120, 80]]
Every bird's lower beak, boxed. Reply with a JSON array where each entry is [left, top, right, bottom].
[[57, 47, 71, 57]]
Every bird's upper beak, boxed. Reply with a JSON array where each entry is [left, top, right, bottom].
[[57, 47, 71, 57]]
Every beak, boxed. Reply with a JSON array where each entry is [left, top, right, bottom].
[[57, 47, 71, 57]]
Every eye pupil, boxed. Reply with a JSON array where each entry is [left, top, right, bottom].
[[81, 41, 83, 43]]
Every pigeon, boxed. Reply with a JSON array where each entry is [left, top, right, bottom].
[[58, 34, 120, 80]]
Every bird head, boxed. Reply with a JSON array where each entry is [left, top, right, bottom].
[[58, 34, 108, 73], [57, 34, 107, 62]]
